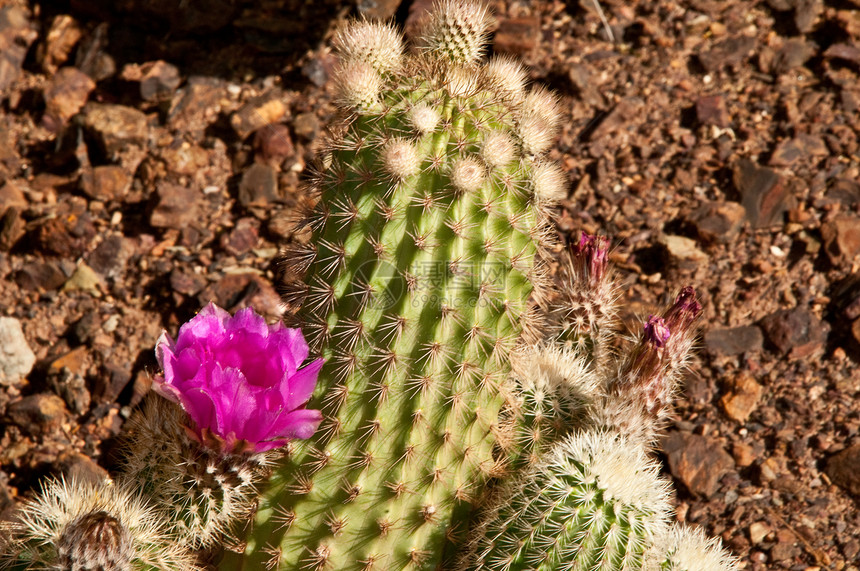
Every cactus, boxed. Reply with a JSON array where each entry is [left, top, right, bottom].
[[241, 2, 565, 569], [464, 431, 672, 571], [0, 476, 200, 571], [0, 3, 741, 571]]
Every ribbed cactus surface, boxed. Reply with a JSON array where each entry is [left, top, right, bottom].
[[242, 3, 564, 569]]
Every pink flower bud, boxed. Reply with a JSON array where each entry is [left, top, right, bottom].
[[573, 233, 609, 284], [643, 315, 671, 348]]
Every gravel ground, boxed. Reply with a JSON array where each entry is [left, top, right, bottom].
[[1, 0, 860, 569]]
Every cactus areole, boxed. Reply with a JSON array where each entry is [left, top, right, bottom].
[[238, 4, 562, 570]]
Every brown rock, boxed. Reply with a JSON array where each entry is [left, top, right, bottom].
[[793, 0, 823, 33], [159, 143, 211, 177], [253, 123, 294, 164], [494, 16, 541, 56], [198, 273, 255, 310], [0, 117, 20, 178], [43, 67, 95, 127], [825, 43, 860, 65], [732, 442, 758, 468], [238, 162, 279, 207], [720, 373, 763, 422], [221, 217, 260, 256], [40, 15, 83, 74], [690, 201, 746, 244], [852, 317, 860, 348], [759, 307, 829, 359], [698, 34, 756, 72], [56, 452, 108, 485], [120, 60, 181, 103], [826, 178, 860, 208], [0, 5, 38, 94], [149, 182, 201, 229], [356, 0, 402, 20], [49, 346, 88, 375], [83, 102, 149, 161], [704, 325, 764, 356], [836, 275, 860, 320], [0, 180, 27, 211], [292, 112, 320, 141], [86, 233, 133, 278], [168, 76, 225, 136], [732, 158, 792, 228], [659, 234, 708, 267], [231, 93, 286, 140], [6, 393, 68, 435], [47, 364, 91, 415], [0, 206, 25, 251], [170, 268, 208, 296], [79, 165, 132, 201], [93, 363, 132, 404], [35, 201, 96, 257], [821, 215, 860, 265], [75, 22, 115, 82], [769, 134, 829, 167], [695, 94, 729, 127], [14, 261, 68, 291], [771, 38, 816, 74], [663, 431, 735, 497]]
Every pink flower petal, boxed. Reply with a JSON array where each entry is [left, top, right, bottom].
[[154, 303, 324, 453], [282, 358, 324, 411]]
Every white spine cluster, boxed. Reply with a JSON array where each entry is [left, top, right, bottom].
[[481, 131, 516, 168], [334, 61, 382, 112], [416, 0, 493, 65], [531, 162, 567, 203], [451, 157, 486, 193], [485, 56, 528, 98], [383, 138, 422, 179], [648, 525, 739, 571], [410, 103, 441, 134], [332, 20, 404, 73]]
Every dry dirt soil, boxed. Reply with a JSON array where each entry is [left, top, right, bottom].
[[1, 0, 860, 569]]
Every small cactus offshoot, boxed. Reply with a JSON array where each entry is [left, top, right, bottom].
[[0, 477, 201, 571]]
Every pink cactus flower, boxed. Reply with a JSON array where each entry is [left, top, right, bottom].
[[154, 303, 323, 453]]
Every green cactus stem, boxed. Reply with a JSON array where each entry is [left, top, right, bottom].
[[239, 2, 566, 569]]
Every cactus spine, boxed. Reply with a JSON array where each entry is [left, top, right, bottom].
[[243, 2, 564, 569]]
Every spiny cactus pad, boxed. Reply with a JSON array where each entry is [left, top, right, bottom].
[[242, 4, 564, 570]]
